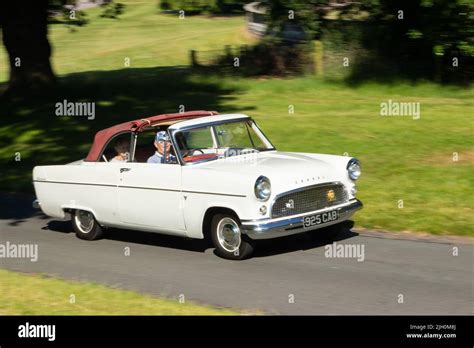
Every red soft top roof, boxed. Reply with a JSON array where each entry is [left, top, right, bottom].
[[85, 110, 218, 162]]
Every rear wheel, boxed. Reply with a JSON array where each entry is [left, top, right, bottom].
[[72, 209, 104, 241], [211, 214, 254, 260]]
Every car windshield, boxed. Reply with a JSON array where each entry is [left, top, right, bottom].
[[174, 119, 275, 164]]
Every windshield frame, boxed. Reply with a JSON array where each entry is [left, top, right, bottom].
[[170, 118, 276, 166]]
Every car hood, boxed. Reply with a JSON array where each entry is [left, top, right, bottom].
[[195, 151, 347, 192]]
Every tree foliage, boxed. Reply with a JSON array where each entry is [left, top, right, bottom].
[[264, 0, 473, 80], [265, 0, 326, 39], [358, 0, 474, 58]]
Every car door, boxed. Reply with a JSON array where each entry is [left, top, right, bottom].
[[116, 162, 185, 233]]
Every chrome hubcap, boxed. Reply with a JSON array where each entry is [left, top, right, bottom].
[[216, 217, 241, 253], [75, 210, 94, 234]]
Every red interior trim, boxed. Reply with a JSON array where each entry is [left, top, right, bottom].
[[182, 153, 218, 163]]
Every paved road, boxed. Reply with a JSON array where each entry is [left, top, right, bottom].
[[0, 194, 472, 314]]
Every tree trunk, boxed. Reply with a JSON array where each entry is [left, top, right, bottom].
[[0, 0, 55, 97]]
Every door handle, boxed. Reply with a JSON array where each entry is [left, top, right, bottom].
[[120, 168, 131, 173]]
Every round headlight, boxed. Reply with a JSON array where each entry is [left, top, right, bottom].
[[254, 176, 271, 201], [347, 158, 361, 181]]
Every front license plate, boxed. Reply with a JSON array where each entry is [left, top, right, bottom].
[[303, 210, 339, 228]]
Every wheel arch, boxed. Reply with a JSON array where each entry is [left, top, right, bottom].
[[61, 205, 103, 226], [202, 206, 240, 241]]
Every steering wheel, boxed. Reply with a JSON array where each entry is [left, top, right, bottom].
[[182, 148, 205, 158]]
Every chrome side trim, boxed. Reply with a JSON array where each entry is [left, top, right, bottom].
[[183, 190, 246, 198], [241, 199, 362, 240], [33, 180, 117, 188], [32, 180, 245, 197]]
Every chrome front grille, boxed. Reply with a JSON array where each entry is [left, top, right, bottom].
[[271, 183, 348, 218]]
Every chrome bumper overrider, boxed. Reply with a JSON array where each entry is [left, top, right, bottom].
[[240, 199, 363, 240]]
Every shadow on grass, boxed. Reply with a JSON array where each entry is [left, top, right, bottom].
[[344, 58, 474, 87], [0, 66, 251, 193]]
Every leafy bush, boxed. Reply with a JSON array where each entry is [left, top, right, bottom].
[[100, 1, 126, 19], [197, 39, 314, 76], [160, 0, 246, 15]]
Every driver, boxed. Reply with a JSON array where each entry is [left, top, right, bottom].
[[147, 131, 177, 164], [110, 138, 130, 162]]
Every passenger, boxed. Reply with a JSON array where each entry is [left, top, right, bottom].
[[110, 138, 130, 162], [147, 131, 177, 164]]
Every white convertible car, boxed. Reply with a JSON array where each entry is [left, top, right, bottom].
[[33, 110, 362, 259]]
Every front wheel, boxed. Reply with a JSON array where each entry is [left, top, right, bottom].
[[71, 209, 104, 241], [211, 214, 254, 260]]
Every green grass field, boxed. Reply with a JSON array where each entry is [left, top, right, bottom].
[[0, 269, 244, 315], [0, 1, 473, 236]]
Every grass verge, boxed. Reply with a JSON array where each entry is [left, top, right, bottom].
[[0, 269, 244, 315]]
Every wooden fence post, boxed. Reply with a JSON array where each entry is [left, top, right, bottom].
[[190, 49, 198, 67], [314, 40, 324, 78]]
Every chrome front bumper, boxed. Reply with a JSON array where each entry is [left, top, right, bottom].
[[240, 199, 363, 240]]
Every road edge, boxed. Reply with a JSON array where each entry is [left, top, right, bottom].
[[354, 227, 474, 245]]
